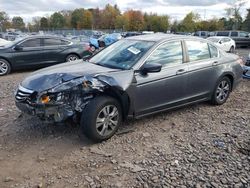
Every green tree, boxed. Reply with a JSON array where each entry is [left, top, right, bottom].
[[60, 10, 72, 28], [225, 0, 247, 29], [50, 12, 65, 29], [71, 8, 84, 29], [179, 12, 200, 32], [0, 11, 10, 31], [12, 16, 25, 30], [115, 15, 129, 30], [40, 17, 48, 30], [242, 9, 250, 31]]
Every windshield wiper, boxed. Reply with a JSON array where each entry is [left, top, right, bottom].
[[94, 62, 124, 70]]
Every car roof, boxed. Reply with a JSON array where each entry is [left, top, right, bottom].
[[208, 36, 231, 39], [125, 33, 205, 42]]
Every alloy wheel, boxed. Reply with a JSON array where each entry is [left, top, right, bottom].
[[96, 105, 119, 137], [216, 80, 230, 102], [67, 55, 78, 62], [0, 61, 8, 75]]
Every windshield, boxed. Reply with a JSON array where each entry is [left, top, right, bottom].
[[89, 39, 155, 70], [208, 37, 220, 43]]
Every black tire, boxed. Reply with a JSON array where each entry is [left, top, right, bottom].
[[0, 58, 11, 76], [229, 46, 234, 53], [211, 77, 232, 105], [80, 96, 122, 142], [66, 54, 79, 62]]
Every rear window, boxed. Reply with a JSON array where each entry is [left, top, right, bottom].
[[44, 38, 69, 46], [209, 44, 219, 58], [217, 31, 230, 36], [186, 40, 210, 61]]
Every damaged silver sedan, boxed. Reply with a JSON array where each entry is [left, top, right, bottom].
[[15, 34, 242, 142]]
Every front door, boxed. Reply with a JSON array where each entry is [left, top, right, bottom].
[[134, 40, 189, 116], [13, 38, 44, 68]]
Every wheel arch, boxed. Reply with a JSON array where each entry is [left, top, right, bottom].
[[65, 53, 80, 60], [100, 87, 130, 121], [219, 73, 234, 91]]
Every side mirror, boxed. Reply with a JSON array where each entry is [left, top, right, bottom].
[[219, 41, 222, 44], [141, 63, 162, 74], [14, 45, 23, 51]]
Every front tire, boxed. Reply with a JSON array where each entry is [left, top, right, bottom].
[[0, 59, 11, 76], [211, 77, 231, 105], [80, 96, 122, 142]]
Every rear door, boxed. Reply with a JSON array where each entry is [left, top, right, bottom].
[[12, 38, 44, 68], [185, 40, 219, 101], [134, 40, 189, 116], [42, 38, 70, 64]]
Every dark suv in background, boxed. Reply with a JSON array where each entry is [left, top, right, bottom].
[[0, 35, 89, 76], [215, 31, 250, 47]]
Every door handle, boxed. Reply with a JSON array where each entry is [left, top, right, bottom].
[[212, 61, 219, 66], [176, 69, 186, 75]]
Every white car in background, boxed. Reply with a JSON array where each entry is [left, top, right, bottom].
[[0, 38, 11, 46], [207, 36, 236, 53]]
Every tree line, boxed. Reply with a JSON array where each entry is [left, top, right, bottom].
[[0, 2, 250, 33]]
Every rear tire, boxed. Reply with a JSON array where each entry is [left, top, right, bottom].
[[211, 77, 232, 105], [229, 46, 234, 53], [80, 96, 122, 142], [0, 59, 11, 76], [66, 54, 79, 62]]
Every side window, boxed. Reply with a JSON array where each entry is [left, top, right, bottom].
[[44, 38, 62, 46], [201, 32, 206, 37], [145, 41, 183, 66], [209, 44, 219, 58], [20, 39, 41, 47], [217, 32, 230, 36], [239, 31, 249, 37], [186, 40, 210, 61], [221, 38, 230, 43], [230, 32, 238, 37]]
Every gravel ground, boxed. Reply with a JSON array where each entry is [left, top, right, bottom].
[[0, 50, 249, 188]]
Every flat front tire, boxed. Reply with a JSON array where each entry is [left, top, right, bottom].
[[211, 77, 232, 105], [0, 59, 11, 76], [80, 96, 122, 142]]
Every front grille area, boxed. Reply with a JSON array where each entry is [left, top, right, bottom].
[[15, 85, 34, 103]]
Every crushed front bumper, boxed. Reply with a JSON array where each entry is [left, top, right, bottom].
[[16, 102, 74, 122]]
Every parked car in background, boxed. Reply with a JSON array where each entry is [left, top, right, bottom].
[[15, 34, 242, 142], [215, 30, 250, 47], [243, 53, 250, 79], [207, 36, 236, 52], [194, 31, 210, 38], [0, 38, 11, 46], [89, 33, 122, 52], [0, 35, 89, 75], [124, 32, 142, 38]]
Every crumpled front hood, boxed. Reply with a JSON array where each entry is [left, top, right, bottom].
[[21, 60, 134, 92]]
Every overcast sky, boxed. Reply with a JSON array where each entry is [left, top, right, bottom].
[[0, 0, 249, 23]]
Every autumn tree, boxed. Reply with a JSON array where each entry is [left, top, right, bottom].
[[100, 4, 120, 29], [40, 17, 48, 30], [124, 10, 144, 31], [12, 16, 25, 30], [81, 10, 93, 29]]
